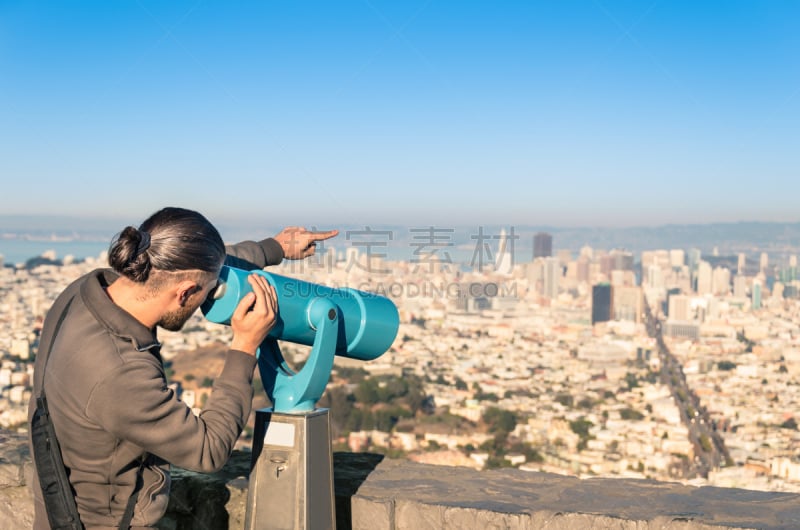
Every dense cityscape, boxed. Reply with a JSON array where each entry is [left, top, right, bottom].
[[1, 229, 799, 495]]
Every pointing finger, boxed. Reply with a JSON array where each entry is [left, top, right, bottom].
[[307, 229, 338, 241]]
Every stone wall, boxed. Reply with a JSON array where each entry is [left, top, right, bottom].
[[2, 430, 799, 529]]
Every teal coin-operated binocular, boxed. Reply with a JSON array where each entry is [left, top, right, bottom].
[[202, 265, 399, 529], [201, 265, 400, 413]]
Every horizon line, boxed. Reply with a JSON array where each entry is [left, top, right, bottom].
[[2, 214, 800, 232]]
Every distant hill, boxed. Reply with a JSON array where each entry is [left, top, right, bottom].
[[2, 215, 799, 258], [168, 341, 272, 419], [169, 341, 229, 382]]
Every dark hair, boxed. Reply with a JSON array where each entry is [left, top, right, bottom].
[[108, 207, 226, 283]]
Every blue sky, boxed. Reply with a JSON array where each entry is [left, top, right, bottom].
[[1, 1, 798, 228]]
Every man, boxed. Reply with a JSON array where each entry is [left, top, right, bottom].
[[28, 207, 338, 529]]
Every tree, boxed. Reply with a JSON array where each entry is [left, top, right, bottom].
[[569, 418, 593, 438], [620, 408, 644, 421], [717, 361, 737, 371], [407, 386, 431, 415], [355, 379, 380, 405], [555, 393, 574, 408], [483, 407, 517, 434], [319, 386, 356, 436]]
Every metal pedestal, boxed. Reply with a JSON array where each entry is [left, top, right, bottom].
[[245, 408, 335, 530]]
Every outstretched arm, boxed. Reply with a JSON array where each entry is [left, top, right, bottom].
[[272, 227, 339, 260], [225, 227, 338, 270]]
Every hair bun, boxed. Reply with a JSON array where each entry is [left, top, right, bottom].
[[136, 230, 151, 256]]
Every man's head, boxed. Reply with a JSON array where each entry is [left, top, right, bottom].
[[108, 207, 226, 331]]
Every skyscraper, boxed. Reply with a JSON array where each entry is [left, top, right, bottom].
[[543, 257, 560, 299], [613, 286, 643, 323], [576, 256, 591, 284], [670, 249, 685, 269], [697, 261, 713, 295], [592, 283, 613, 325], [688, 248, 702, 271], [733, 275, 748, 298], [610, 249, 634, 271], [668, 294, 691, 321], [495, 228, 514, 275], [712, 266, 731, 295], [752, 280, 762, 310], [533, 232, 553, 259]]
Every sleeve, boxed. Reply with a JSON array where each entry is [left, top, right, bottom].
[[85, 350, 258, 473], [224, 238, 285, 270]]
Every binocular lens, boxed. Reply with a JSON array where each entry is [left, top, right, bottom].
[[207, 280, 227, 302]]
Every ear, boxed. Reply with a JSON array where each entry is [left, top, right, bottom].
[[176, 279, 201, 307]]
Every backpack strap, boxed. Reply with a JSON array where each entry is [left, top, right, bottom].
[[37, 293, 150, 529], [118, 453, 149, 529]]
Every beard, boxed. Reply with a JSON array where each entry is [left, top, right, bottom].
[[158, 303, 198, 332]]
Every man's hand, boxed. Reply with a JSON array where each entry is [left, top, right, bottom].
[[273, 227, 339, 260], [230, 274, 278, 355]]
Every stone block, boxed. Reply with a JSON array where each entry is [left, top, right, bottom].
[[443, 505, 531, 529], [351, 496, 393, 530], [1, 435, 800, 530], [395, 499, 445, 530]]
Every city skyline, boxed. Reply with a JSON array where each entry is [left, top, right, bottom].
[[2, 219, 800, 494], [1, 2, 799, 226], [3, 216, 800, 270]]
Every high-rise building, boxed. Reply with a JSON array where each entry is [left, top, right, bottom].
[[495, 228, 514, 275], [712, 266, 731, 295], [670, 249, 685, 269], [556, 249, 572, 267], [646, 264, 664, 289], [688, 248, 702, 271], [533, 232, 553, 259], [613, 286, 643, 323], [737, 253, 746, 275], [576, 256, 590, 284], [772, 282, 785, 300], [664, 287, 681, 316], [760, 252, 769, 274], [733, 275, 748, 298], [526, 259, 544, 296], [696, 261, 713, 295], [599, 254, 613, 276], [668, 294, 691, 321], [592, 283, 613, 325], [610, 249, 634, 271], [543, 257, 561, 299], [752, 280, 762, 310]]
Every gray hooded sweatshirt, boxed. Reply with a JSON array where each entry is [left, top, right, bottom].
[[28, 238, 284, 529]]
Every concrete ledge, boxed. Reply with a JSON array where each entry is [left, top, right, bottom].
[[349, 456, 800, 529], [2, 429, 800, 529]]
